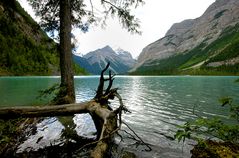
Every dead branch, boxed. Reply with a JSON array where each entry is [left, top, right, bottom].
[[0, 62, 129, 158], [0, 62, 150, 157], [104, 70, 115, 96], [94, 62, 110, 100], [122, 121, 152, 151]]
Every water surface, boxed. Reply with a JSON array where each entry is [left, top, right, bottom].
[[0, 76, 238, 157]]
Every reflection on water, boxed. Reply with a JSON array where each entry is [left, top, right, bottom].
[[0, 77, 60, 106], [73, 114, 96, 139], [1, 76, 239, 157], [17, 117, 64, 152]]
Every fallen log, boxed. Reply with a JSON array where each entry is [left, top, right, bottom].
[[0, 63, 129, 158], [0, 102, 89, 119]]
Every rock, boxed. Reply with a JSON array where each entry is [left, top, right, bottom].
[[74, 46, 136, 74], [121, 151, 137, 158], [191, 140, 239, 158], [133, 0, 239, 70]]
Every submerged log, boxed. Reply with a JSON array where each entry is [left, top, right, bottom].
[[0, 63, 129, 158]]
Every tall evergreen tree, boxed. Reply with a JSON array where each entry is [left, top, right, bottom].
[[27, 0, 143, 103]]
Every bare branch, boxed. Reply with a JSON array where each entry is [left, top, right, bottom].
[[89, 0, 94, 15], [122, 121, 152, 151], [101, 0, 121, 10], [0, 62, 140, 158], [104, 70, 115, 96], [95, 62, 110, 99]]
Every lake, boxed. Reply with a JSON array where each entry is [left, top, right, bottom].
[[0, 76, 239, 157]]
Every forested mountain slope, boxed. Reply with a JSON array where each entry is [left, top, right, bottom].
[[131, 0, 239, 75], [0, 0, 86, 75]]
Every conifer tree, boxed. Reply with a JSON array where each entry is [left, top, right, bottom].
[[27, 0, 143, 103]]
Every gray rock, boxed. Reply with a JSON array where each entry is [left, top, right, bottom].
[[74, 46, 135, 74], [133, 0, 239, 71]]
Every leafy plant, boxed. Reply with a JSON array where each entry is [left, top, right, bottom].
[[38, 83, 60, 98], [175, 80, 239, 144], [36, 83, 61, 104]]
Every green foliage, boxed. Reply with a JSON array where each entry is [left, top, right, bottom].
[[28, 0, 144, 35], [201, 64, 239, 75], [175, 94, 239, 144], [174, 123, 191, 143], [206, 24, 239, 63], [180, 23, 239, 71], [74, 63, 89, 75], [0, 118, 25, 154], [0, 0, 60, 75], [175, 81, 239, 145], [178, 64, 239, 76], [131, 23, 239, 76], [37, 83, 60, 101], [37, 82, 84, 104], [235, 78, 239, 83], [130, 42, 208, 75]]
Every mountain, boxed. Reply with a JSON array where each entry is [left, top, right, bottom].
[[0, 0, 86, 76], [131, 0, 239, 75], [73, 46, 135, 75], [0, 0, 58, 75]]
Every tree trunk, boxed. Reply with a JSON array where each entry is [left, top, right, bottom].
[[0, 101, 120, 158], [0, 63, 129, 158], [59, 0, 75, 104], [0, 102, 90, 119]]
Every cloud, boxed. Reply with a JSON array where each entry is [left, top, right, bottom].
[[18, 0, 215, 58]]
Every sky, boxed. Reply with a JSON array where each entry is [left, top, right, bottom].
[[18, 0, 215, 58]]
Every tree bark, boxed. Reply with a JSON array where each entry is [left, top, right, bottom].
[[59, 0, 75, 104], [0, 101, 120, 158], [0, 63, 128, 158], [0, 102, 89, 119]]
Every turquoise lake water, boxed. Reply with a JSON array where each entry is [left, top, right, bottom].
[[0, 76, 238, 157]]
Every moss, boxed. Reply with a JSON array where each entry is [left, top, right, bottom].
[[0, 118, 26, 156], [122, 151, 137, 158], [191, 140, 239, 158]]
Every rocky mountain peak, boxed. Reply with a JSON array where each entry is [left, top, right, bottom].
[[165, 19, 194, 36], [74, 46, 135, 74], [115, 48, 133, 58], [101, 45, 114, 52], [133, 0, 239, 71], [204, 0, 236, 15]]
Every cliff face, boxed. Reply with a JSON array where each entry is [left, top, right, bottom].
[[132, 0, 239, 75]]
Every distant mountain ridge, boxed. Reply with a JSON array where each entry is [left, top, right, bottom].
[[73, 46, 135, 75], [131, 0, 239, 75]]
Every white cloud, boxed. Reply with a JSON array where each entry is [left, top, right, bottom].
[[75, 0, 215, 58], [18, 0, 215, 58]]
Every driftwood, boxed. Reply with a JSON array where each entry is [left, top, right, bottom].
[[0, 63, 129, 158]]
